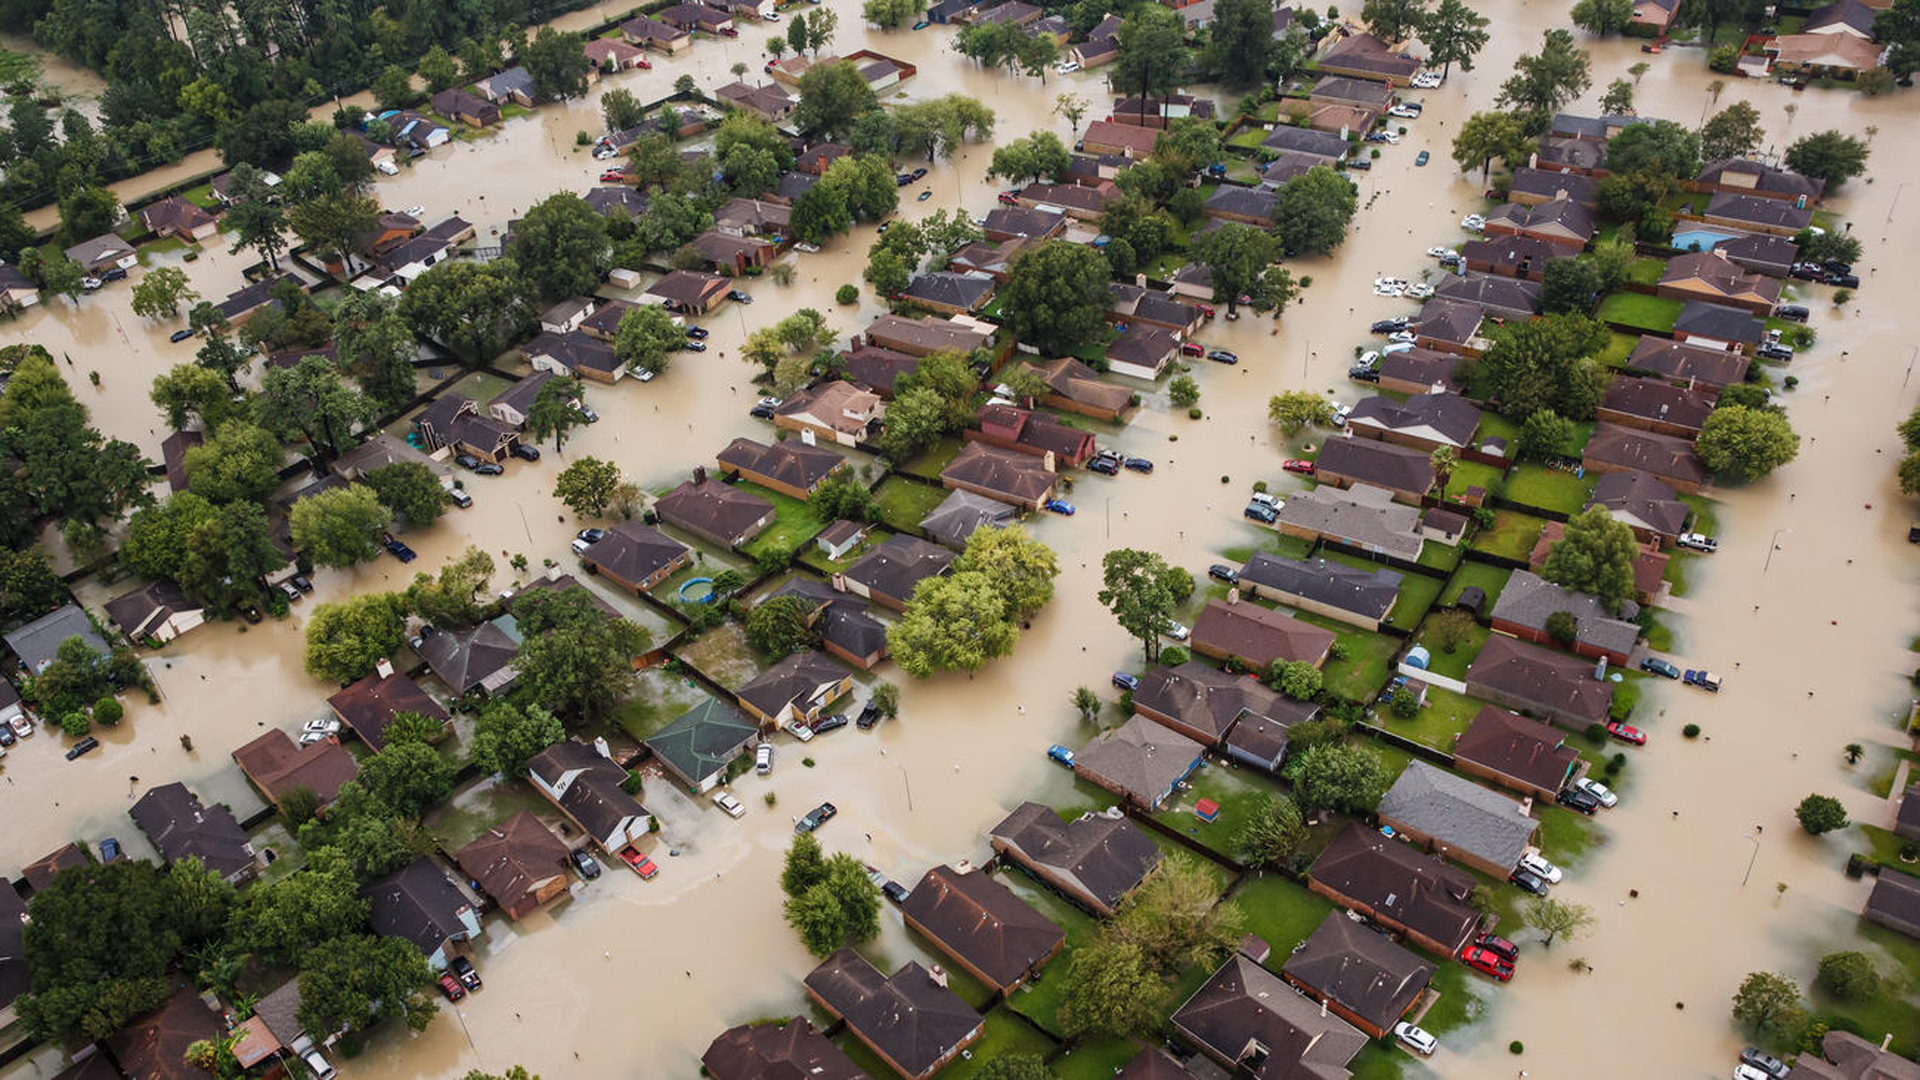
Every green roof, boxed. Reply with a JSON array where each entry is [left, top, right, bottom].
[[643, 698, 760, 788]]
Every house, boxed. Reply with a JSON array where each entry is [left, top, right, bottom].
[[971, 403, 1097, 467], [1586, 469, 1692, 546], [1700, 192, 1815, 236], [65, 233, 138, 275], [714, 196, 791, 238], [815, 520, 865, 561], [1189, 601, 1335, 672], [1509, 167, 1600, 208], [940, 442, 1058, 509], [842, 534, 954, 611], [216, 274, 306, 325], [1630, 0, 1680, 31], [1672, 300, 1765, 356], [901, 270, 997, 314], [1378, 761, 1540, 877], [358, 211, 421, 256], [362, 858, 485, 971], [921, 488, 1016, 549], [1271, 484, 1426, 563], [687, 230, 778, 274], [584, 185, 649, 220], [577, 300, 638, 341], [1169, 261, 1215, 302], [332, 435, 455, 494], [1864, 870, 1920, 941], [1530, 519, 1669, 602], [527, 740, 650, 854], [768, 577, 890, 670], [703, 1019, 865, 1080], [1465, 634, 1614, 730], [775, 380, 883, 447], [1412, 297, 1489, 356], [844, 49, 916, 91], [1582, 422, 1711, 494], [1625, 333, 1751, 390], [976, 0, 1043, 24], [1434, 273, 1542, 320], [1656, 250, 1783, 316], [1595, 376, 1714, 439], [488, 371, 564, 428], [1017, 181, 1118, 220], [22, 842, 89, 892], [5, 602, 108, 675], [989, 802, 1162, 917], [0, 878, 23, 1022], [1535, 137, 1606, 177], [431, 87, 499, 127], [1316, 29, 1421, 85], [1453, 706, 1581, 800], [1025, 355, 1135, 420], [584, 37, 650, 70], [328, 667, 451, 751], [843, 345, 921, 399], [715, 80, 795, 121], [620, 14, 692, 51], [795, 140, 853, 174], [1460, 234, 1558, 282], [109, 989, 228, 1080], [1309, 74, 1392, 116], [103, 580, 204, 645], [455, 811, 571, 920], [1896, 782, 1920, 842], [1074, 714, 1206, 810], [717, 437, 845, 500], [382, 109, 451, 150], [1171, 952, 1369, 1079], [655, 469, 776, 547], [417, 616, 522, 696], [804, 949, 983, 1080], [646, 269, 731, 314], [0, 261, 39, 310], [139, 196, 218, 241], [416, 394, 519, 462], [131, 782, 256, 884], [1115, 1048, 1203, 1080], [862, 313, 995, 357], [471, 67, 536, 107], [1713, 232, 1800, 278], [232, 729, 358, 809], [982, 205, 1067, 243], [947, 237, 1030, 282], [1105, 324, 1179, 379], [1203, 184, 1277, 225], [1081, 119, 1161, 158], [1483, 198, 1595, 252], [1787, 1030, 1920, 1080], [1549, 113, 1645, 141], [1308, 823, 1482, 956], [736, 649, 853, 728], [1768, 30, 1886, 75], [901, 864, 1065, 993], [1133, 660, 1320, 749], [645, 697, 761, 791], [579, 521, 692, 596], [1260, 124, 1350, 161], [540, 297, 595, 335], [1490, 570, 1642, 664], [1239, 552, 1402, 630], [1690, 158, 1826, 204], [1281, 912, 1435, 1039], [1803, 0, 1880, 36], [1312, 435, 1437, 505], [1345, 392, 1482, 453], [1377, 347, 1462, 395]]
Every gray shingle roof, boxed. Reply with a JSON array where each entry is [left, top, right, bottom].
[[1490, 570, 1642, 656], [4, 602, 107, 674], [1075, 715, 1205, 807], [1344, 392, 1482, 448], [1378, 761, 1539, 872], [1672, 300, 1764, 345], [1281, 911, 1435, 1033], [1314, 435, 1436, 495]]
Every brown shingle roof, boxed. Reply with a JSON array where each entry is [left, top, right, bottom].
[[702, 1018, 866, 1080], [804, 949, 982, 1077], [1583, 423, 1711, 486], [940, 442, 1058, 505], [1315, 435, 1437, 494], [655, 476, 775, 545], [1308, 823, 1481, 954], [1134, 659, 1319, 742], [231, 729, 359, 806], [736, 650, 847, 721], [108, 989, 226, 1080], [1281, 911, 1435, 1033], [1599, 376, 1715, 431], [1466, 635, 1614, 723], [1075, 714, 1205, 807], [988, 802, 1162, 911], [1625, 334, 1751, 388], [844, 534, 955, 603], [1188, 602, 1336, 671], [900, 865, 1064, 989], [1171, 953, 1369, 1077], [130, 782, 253, 880], [455, 810, 569, 912], [716, 437, 845, 492], [1586, 469, 1692, 537], [328, 670, 450, 752], [1453, 706, 1581, 793]]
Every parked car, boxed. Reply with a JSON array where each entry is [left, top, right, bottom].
[[280, 581, 303, 602], [1556, 786, 1601, 814], [1774, 304, 1809, 322], [856, 703, 882, 730], [911, 167, 928, 180], [1508, 867, 1549, 896], [894, 173, 914, 186], [757, 396, 784, 409], [1206, 349, 1238, 364], [1475, 932, 1519, 962], [786, 719, 815, 742], [1461, 214, 1486, 230], [303, 718, 341, 737], [795, 801, 837, 834], [450, 956, 482, 991], [1573, 776, 1618, 807], [1347, 157, 1371, 171], [1244, 501, 1278, 523], [1607, 720, 1647, 745], [728, 289, 752, 303], [1332, 404, 1352, 427], [1180, 341, 1205, 357], [1393, 1022, 1437, 1055], [99, 836, 120, 861], [812, 713, 848, 734], [1519, 851, 1563, 884], [1677, 532, 1718, 553], [1162, 620, 1190, 641], [474, 461, 504, 475], [383, 535, 417, 562], [713, 792, 747, 818], [1757, 343, 1795, 362], [1044, 498, 1076, 515], [620, 847, 659, 878], [1740, 1048, 1790, 1079], [1825, 272, 1860, 288], [1640, 656, 1681, 678], [169, 328, 195, 343], [599, 170, 627, 183], [1282, 459, 1315, 475], [570, 849, 601, 879], [997, 192, 1021, 205], [1089, 456, 1120, 475], [0, 726, 12, 747], [1684, 669, 1723, 692], [1047, 744, 1075, 767], [881, 880, 911, 904], [1055, 60, 1080, 74], [1460, 945, 1515, 981], [1388, 329, 1418, 343], [1349, 363, 1381, 382], [511, 443, 540, 462], [756, 743, 773, 774], [686, 325, 710, 339], [438, 974, 466, 1001], [65, 736, 100, 760], [301, 1049, 336, 1080], [749, 404, 776, 419], [1123, 456, 1153, 473], [1371, 316, 1410, 332], [1735, 1066, 1776, 1080], [1112, 671, 1140, 691], [1789, 262, 1826, 281], [572, 527, 606, 555], [1415, 150, 1430, 166], [1209, 564, 1239, 584]]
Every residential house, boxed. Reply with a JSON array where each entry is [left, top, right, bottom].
[[232, 729, 358, 809], [1239, 551, 1403, 630], [714, 196, 791, 237], [362, 858, 485, 971], [1222, 703, 1309, 774], [1656, 250, 1783, 316], [702, 1019, 865, 1080], [794, 140, 853, 174], [1465, 634, 1615, 730], [1672, 300, 1765, 355], [1110, 282, 1208, 336], [646, 269, 731, 314], [1713, 231, 1800, 278], [1631, 0, 1680, 32], [1312, 435, 1437, 505], [1105, 324, 1179, 380], [580, 521, 692, 595], [0, 878, 25, 1023], [1585, 469, 1692, 547], [332, 434, 455, 493], [982, 205, 1067, 243], [1625, 333, 1751, 390], [862, 313, 995, 356], [584, 185, 649, 219], [22, 842, 89, 892], [417, 616, 522, 696], [0, 262, 39, 310], [382, 109, 450, 150], [1460, 234, 1558, 282], [1786, 1030, 1920, 1080], [1025, 355, 1135, 420], [455, 811, 572, 920], [1452, 706, 1580, 801], [1308, 74, 1392, 121], [1169, 261, 1215, 302], [1109, 93, 1218, 123], [844, 50, 916, 91], [527, 740, 650, 854], [1378, 346, 1463, 395], [471, 67, 536, 107], [1133, 660, 1320, 749], [1308, 823, 1482, 956], [921, 488, 1016, 549], [359, 211, 421, 256], [1768, 29, 1886, 76], [64, 234, 137, 275], [688, 230, 777, 275], [767, 577, 890, 670], [132, 782, 256, 884], [577, 299, 638, 341], [1270, 484, 1427, 563], [215, 274, 305, 325], [1260, 124, 1350, 161], [1689, 158, 1826, 204], [431, 88, 500, 127], [1073, 714, 1206, 810], [775, 380, 882, 447], [715, 80, 795, 122], [1080, 119, 1161, 158], [504, 574, 624, 623], [1016, 181, 1118, 221], [487, 371, 565, 428], [328, 667, 451, 751], [901, 864, 1065, 993], [226, 978, 301, 1066], [103, 580, 204, 645], [843, 344, 921, 398], [1316, 29, 1421, 85], [736, 649, 853, 729], [1508, 167, 1599, 208], [1345, 392, 1482, 453], [804, 949, 983, 1080], [654, 469, 776, 547], [584, 37, 650, 70], [1378, 761, 1541, 877], [1700, 192, 1814, 236], [948, 237, 1031, 282], [1530, 519, 1669, 602], [815, 520, 865, 561], [1434, 273, 1543, 320], [416, 394, 519, 462], [139, 196, 218, 241], [1490, 570, 1642, 664], [841, 534, 954, 611], [988, 801, 1162, 917], [1203, 184, 1277, 225], [1596, 376, 1715, 438], [109, 990, 227, 1080], [0, 681, 21, 734], [645, 698, 762, 791], [1171, 952, 1369, 1079], [5, 602, 108, 675], [1483, 198, 1595, 252], [1188, 600, 1335, 671], [940, 442, 1058, 509], [717, 437, 845, 499], [1413, 297, 1489, 356], [1582, 422, 1711, 494], [976, 0, 1043, 25], [1281, 913, 1436, 1039], [970, 403, 1097, 467], [900, 270, 997, 314], [1895, 781, 1920, 842], [1863, 871, 1920, 942], [1803, 0, 1880, 37], [1549, 113, 1645, 141]]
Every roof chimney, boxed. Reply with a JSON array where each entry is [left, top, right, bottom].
[[376, 658, 395, 679], [593, 736, 612, 759], [929, 964, 948, 989], [693, 465, 707, 484]]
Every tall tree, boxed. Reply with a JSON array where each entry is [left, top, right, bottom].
[[1784, 130, 1870, 188], [363, 462, 449, 526], [526, 378, 585, 451], [1496, 29, 1592, 118], [255, 356, 373, 460], [521, 27, 593, 102], [182, 421, 285, 503], [1206, 0, 1277, 87], [470, 702, 567, 777], [1422, 0, 1491, 77], [1272, 165, 1357, 256], [794, 61, 879, 139], [998, 240, 1112, 355], [332, 291, 418, 412], [226, 871, 370, 967], [130, 266, 200, 320], [1571, 0, 1635, 35], [1540, 505, 1640, 610], [1112, 7, 1191, 102], [1731, 972, 1805, 1039], [1191, 223, 1283, 311], [289, 485, 394, 570], [398, 259, 537, 362], [1360, 0, 1430, 43], [612, 304, 683, 375], [1476, 313, 1610, 420], [1695, 405, 1800, 482], [952, 525, 1060, 619], [783, 852, 880, 956], [1523, 898, 1595, 946], [1098, 549, 1189, 663], [887, 571, 1021, 677], [286, 190, 380, 273], [297, 933, 437, 1037], [507, 193, 612, 302], [510, 587, 651, 723], [1056, 938, 1166, 1039], [1699, 101, 1765, 160]]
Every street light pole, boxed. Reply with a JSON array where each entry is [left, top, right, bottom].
[[1740, 832, 1760, 887], [1905, 344, 1917, 388], [1763, 527, 1791, 573]]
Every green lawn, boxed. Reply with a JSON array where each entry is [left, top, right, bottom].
[[938, 1008, 1057, 1078], [1854, 823, 1917, 875], [900, 436, 966, 480], [1386, 573, 1444, 633], [1228, 874, 1338, 960], [1468, 511, 1547, 561], [1052, 1038, 1145, 1078], [1409, 618, 1489, 680], [1444, 460, 1507, 500], [1227, 126, 1271, 149], [737, 481, 829, 560], [1000, 870, 1101, 1038], [797, 526, 893, 577], [1679, 494, 1717, 537], [1152, 760, 1286, 863], [1378, 685, 1481, 751], [1625, 257, 1667, 286], [673, 622, 760, 689], [611, 669, 709, 742], [1221, 531, 1316, 565], [1504, 463, 1598, 515], [1801, 914, 1920, 1060], [1289, 611, 1401, 703], [1597, 331, 1639, 369], [1664, 549, 1701, 598], [1440, 562, 1512, 609], [1867, 747, 1920, 798], [872, 476, 948, 533], [1595, 292, 1684, 333], [1417, 541, 1464, 573]]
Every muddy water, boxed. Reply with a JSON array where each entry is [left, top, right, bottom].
[[7, 1, 1920, 1075]]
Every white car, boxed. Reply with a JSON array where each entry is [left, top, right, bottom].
[[1055, 60, 1080, 74], [1375, 131, 1400, 144], [1332, 404, 1352, 427], [1388, 330, 1418, 343], [1381, 342, 1415, 355], [1461, 214, 1486, 230], [793, 242, 821, 253], [1519, 851, 1564, 884], [1677, 532, 1718, 553], [1372, 283, 1406, 297], [1393, 1022, 1437, 1055], [1426, 246, 1454, 258], [374, 159, 399, 175], [1250, 492, 1283, 509], [756, 743, 773, 774], [1406, 282, 1434, 299], [1162, 621, 1190, 641], [1356, 349, 1380, 367], [301, 1048, 337, 1080], [712, 792, 747, 818], [636, 368, 656, 382], [1574, 776, 1618, 807], [303, 718, 341, 736], [1735, 1067, 1775, 1080], [786, 719, 815, 742], [403, 205, 425, 218], [1373, 277, 1408, 289], [756, 396, 784, 410], [1388, 105, 1422, 120], [765, 7, 780, 16]]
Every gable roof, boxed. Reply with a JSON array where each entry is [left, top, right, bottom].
[[1377, 346, 1461, 391], [131, 782, 252, 878], [714, 196, 790, 234], [1624, 334, 1751, 387], [22, 842, 89, 893], [1599, 376, 1716, 431], [902, 270, 996, 310], [1171, 953, 1369, 1079], [1310, 75, 1392, 108], [1315, 435, 1437, 495], [417, 617, 521, 695], [1803, 0, 1878, 34], [1586, 469, 1692, 536], [1672, 300, 1764, 345], [1433, 273, 1543, 316], [0, 878, 25, 1011], [1460, 234, 1559, 274], [1081, 119, 1160, 157], [1308, 823, 1481, 952], [1487, 197, 1595, 241], [1271, 484, 1425, 562], [737, 650, 847, 720], [527, 739, 646, 841], [1491, 569, 1642, 656], [362, 857, 475, 957], [1076, 714, 1205, 805], [1106, 323, 1178, 368], [524, 329, 622, 376], [901, 864, 1064, 988], [1466, 634, 1614, 723], [920, 488, 1016, 549], [1189, 601, 1337, 671], [1135, 659, 1320, 741], [1260, 124, 1350, 159], [1345, 392, 1482, 447], [656, 476, 776, 543], [1282, 911, 1435, 1033], [1583, 422, 1711, 486], [1379, 761, 1539, 870], [941, 442, 1058, 504], [645, 697, 762, 786], [804, 949, 982, 1077], [715, 80, 795, 117], [717, 437, 844, 492], [1713, 231, 1799, 275], [1866, 871, 1920, 938], [1509, 167, 1599, 205], [647, 269, 730, 306], [103, 579, 202, 641], [63, 233, 135, 267], [232, 728, 359, 805], [140, 195, 216, 235], [1453, 706, 1581, 793], [989, 802, 1162, 910], [109, 989, 226, 1080], [1659, 250, 1784, 306], [843, 344, 921, 397], [430, 87, 497, 120], [1319, 29, 1421, 77], [1027, 355, 1134, 415], [5, 601, 108, 674], [1695, 157, 1825, 201], [1414, 297, 1485, 346], [982, 205, 1066, 239], [863, 313, 994, 356], [328, 670, 449, 751], [845, 534, 955, 601], [1704, 192, 1814, 231], [1240, 553, 1403, 622], [455, 810, 569, 910], [702, 1018, 866, 1080]]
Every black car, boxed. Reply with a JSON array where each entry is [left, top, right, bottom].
[[1206, 349, 1238, 364], [169, 328, 194, 343], [102, 266, 128, 282], [66, 736, 100, 760], [1756, 344, 1794, 362], [1346, 157, 1372, 170], [0, 725, 14, 747], [291, 574, 314, 592], [812, 713, 848, 734], [1208, 564, 1239, 584], [1826, 272, 1860, 288], [881, 880, 911, 905], [239, 603, 263, 624], [1774, 304, 1809, 322], [1123, 456, 1153, 473], [728, 289, 753, 303], [1508, 868, 1549, 896], [1363, 132, 1390, 143], [1349, 364, 1381, 382], [910, 167, 928, 180], [384, 535, 417, 562], [795, 801, 837, 833], [511, 443, 541, 462], [1088, 456, 1119, 475], [895, 173, 914, 186], [1112, 671, 1140, 691], [1438, 253, 1462, 268], [1370, 318, 1409, 333], [1556, 787, 1600, 815], [1823, 259, 1854, 275], [1789, 262, 1826, 281], [472, 461, 504, 475], [856, 703, 882, 729], [750, 404, 775, 419], [570, 849, 602, 880], [686, 326, 710, 339], [450, 955, 482, 991], [456, 453, 482, 470]]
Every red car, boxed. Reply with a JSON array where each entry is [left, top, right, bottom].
[[636, 58, 653, 69], [600, 170, 627, 183], [1606, 720, 1647, 745], [719, 25, 738, 35], [1282, 459, 1315, 476], [1475, 932, 1519, 963], [1460, 945, 1515, 981], [1180, 342, 1204, 357], [438, 974, 466, 1001], [996, 192, 1021, 205], [620, 846, 660, 879]]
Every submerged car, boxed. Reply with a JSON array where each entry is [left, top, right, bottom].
[[450, 955, 482, 991], [795, 802, 838, 834], [570, 849, 601, 879], [1047, 744, 1075, 767], [620, 847, 659, 879], [1044, 498, 1076, 515], [1607, 720, 1647, 745], [1639, 656, 1681, 679], [1460, 945, 1515, 981]]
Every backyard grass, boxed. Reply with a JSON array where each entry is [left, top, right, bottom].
[[673, 622, 760, 689], [1444, 460, 1507, 500], [1664, 550, 1700, 597], [177, 182, 220, 210], [1289, 611, 1401, 703], [1596, 330, 1639, 369], [797, 526, 894, 577], [1625, 257, 1666, 285], [1221, 531, 1316, 565], [1000, 870, 1102, 1038], [1440, 561, 1512, 609], [1409, 618, 1489, 680], [1801, 913, 1920, 1060], [737, 481, 828, 561], [1227, 126, 1271, 149], [1227, 874, 1338, 959], [1416, 541, 1464, 574], [1504, 463, 1598, 515], [611, 669, 709, 742], [424, 775, 555, 851], [1639, 609, 1675, 653], [1867, 746, 1920, 798], [1386, 573, 1445, 633], [1854, 823, 1916, 875], [872, 475, 948, 533], [1051, 1038, 1145, 1078], [1376, 685, 1481, 751], [1535, 801, 1599, 868], [899, 436, 966, 480], [939, 1008, 1057, 1078], [1468, 511, 1547, 561], [1152, 760, 1286, 862], [1595, 292, 1684, 333]]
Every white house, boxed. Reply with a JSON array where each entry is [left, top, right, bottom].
[[526, 739, 651, 854]]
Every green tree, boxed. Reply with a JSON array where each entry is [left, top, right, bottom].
[[1422, 0, 1491, 77], [372, 65, 420, 110], [1207, 0, 1278, 87], [1541, 505, 1640, 610], [180, 421, 284, 503], [358, 739, 458, 817], [1361, 0, 1429, 42], [1540, 257, 1602, 315], [1523, 897, 1594, 946], [1599, 78, 1635, 116], [1112, 7, 1192, 101], [1700, 101, 1765, 160], [795, 61, 879, 139], [1795, 228, 1862, 266], [1816, 950, 1879, 1001], [1478, 314, 1610, 420], [286, 190, 381, 271], [1427, 608, 1477, 653], [1267, 390, 1335, 434], [331, 290, 417, 411], [419, 45, 460, 93], [0, 353, 152, 529], [255, 356, 374, 460], [507, 193, 612, 302], [986, 131, 1072, 185], [470, 702, 567, 777], [1785, 130, 1870, 189], [1452, 112, 1533, 182], [1285, 741, 1389, 813], [297, 933, 437, 1037], [601, 88, 645, 133], [363, 462, 449, 526], [1072, 686, 1101, 721], [781, 833, 829, 897], [612, 304, 683, 375], [290, 484, 392, 568], [1272, 165, 1357, 256], [1239, 794, 1307, 869], [972, 1055, 1048, 1080], [789, 182, 854, 245], [1056, 937, 1165, 1039], [1881, 0, 1920, 78], [511, 587, 651, 722], [1497, 29, 1592, 117], [227, 871, 369, 967], [522, 27, 593, 102], [555, 457, 623, 517], [57, 185, 120, 246], [1191, 222, 1283, 311], [888, 571, 1020, 678], [304, 591, 408, 682], [1695, 405, 1799, 482], [130, 266, 199, 320], [398, 258, 536, 362], [811, 472, 873, 522], [953, 525, 1060, 619], [1169, 375, 1201, 407], [1518, 408, 1582, 459], [0, 549, 67, 624], [405, 547, 494, 627], [864, 0, 920, 27], [1098, 548, 1189, 664], [1272, 659, 1322, 700], [1114, 854, 1243, 972], [1571, 0, 1634, 34], [1731, 972, 1804, 1039], [1901, 450, 1920, 496], [999, 240, 1112, 355], [747, 595, 818, 659], [525, 378, 584, 451], [783, 853, 881, 956], [1544, 609, 1579, 648], [1605, 120, 1701, 181], [1795, 793, 1848, 835]]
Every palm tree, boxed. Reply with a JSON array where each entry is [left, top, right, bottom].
[[1072, 686, 1100, 721], [1429, 446, 1457, 497], [731, 61, 748, 80], [1844, 743, 1864, 765], [1628, 61, 1650, 85]]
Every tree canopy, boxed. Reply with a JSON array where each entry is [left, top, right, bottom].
[[998, 240, 1113, 355]]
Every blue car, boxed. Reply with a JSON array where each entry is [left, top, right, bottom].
[[1639, 657, 1680, 679], [1112, 671, 1140, 691], [1044, 499, 1076, 515], [1047, 744, 1075, 767], [1415, 150, 1430, 166], [100, 837, 121, 862]]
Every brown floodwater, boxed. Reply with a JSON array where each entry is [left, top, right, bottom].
[[6, 1, 1920, 1075]]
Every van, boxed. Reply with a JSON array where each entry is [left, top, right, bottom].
[[301, 1049, 337, 1080], [755, 743, 773, 775]]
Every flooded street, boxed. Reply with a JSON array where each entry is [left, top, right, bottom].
[[5, 0, 1920, 1075]]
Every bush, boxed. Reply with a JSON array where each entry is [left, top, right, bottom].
[[1709, 45, 1738, 72], [1188, 407, 1203, 419], [1816, 951, 1878, 1001], [1583, 722, 1608, 745], [835, 283, 858, 304], [92, 696, 123, 726], [574, 130, 592, 145], [1683, 723, 1701, 738], [1390, 689, 1417, 719], [1160, 646, 1190, 666], [1795, 793, 1848, 835], [1326, 640, 1348, 661], [1509, 1041, 1525, 1054], [802, 756, 816, 768], [1252, 480, 1268, 493], [60, 712, 90, 737]]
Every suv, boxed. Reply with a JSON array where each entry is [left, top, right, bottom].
[[1677, 532, 1718, 553], [755, 743, 773, 775], [1244, 501, 1278, 524], [1209, 564, 1239, 584], [1088, 455, 1120, 475], [511, 443, 540, 462], [795, 802, 837, 834], [1740, 1048, 1789, 1079], [1774, 304, 1809, 322], [1639, 656, 1681, 679], [1112, 671, 1140, 691], [1556, 786, 1600, 815], [812, 713, 849, 734], [572, 528, 606, 554], [570, 849, 601, 879]]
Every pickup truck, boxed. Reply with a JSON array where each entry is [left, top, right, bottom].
[[1684, 669, 1722, 692], [1677, 532, 1718, 553]]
